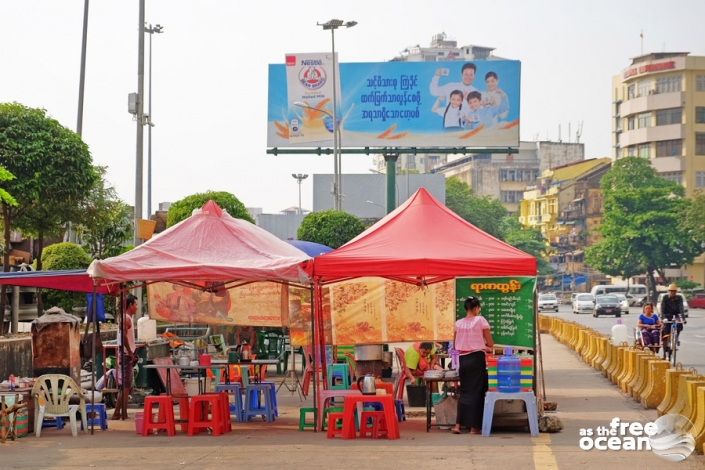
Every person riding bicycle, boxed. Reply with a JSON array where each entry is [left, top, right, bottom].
[[660, 283, 687, 347]]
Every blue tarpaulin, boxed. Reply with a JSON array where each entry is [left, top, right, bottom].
[[561, 275, 588, 286]]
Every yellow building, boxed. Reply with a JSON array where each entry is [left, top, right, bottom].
[[612, 52, 705, 286]]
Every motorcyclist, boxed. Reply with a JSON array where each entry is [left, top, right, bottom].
[[660, 283, 687, 347]]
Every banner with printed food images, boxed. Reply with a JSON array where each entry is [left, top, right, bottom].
[[455, 277, 536, 349], [148, 281, 287, 327], [328, 278, 455, 344]]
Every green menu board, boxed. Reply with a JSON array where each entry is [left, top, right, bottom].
[[455, 277, 536, 349]]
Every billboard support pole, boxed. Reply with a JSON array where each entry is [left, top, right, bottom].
[[384, 154, 398, 213]]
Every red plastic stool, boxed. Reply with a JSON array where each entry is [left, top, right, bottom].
[[359, 411, 387, 438], [170, 394, 190, 433], [206, 392, 231, 433], [142, 396, 176, 437], [326, 412, 345, 439], [188, 395, 223, 436]]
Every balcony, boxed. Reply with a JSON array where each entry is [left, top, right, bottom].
[[621, 91, 684, 116], [620, 123, 684, 147]]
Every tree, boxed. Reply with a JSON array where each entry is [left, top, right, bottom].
[[500, 216, 553, 275], [445, 177, 507, 239], [585, 157, 703, 301], [76, 167, 133, 260], [0, 102, 98, 315], [37, 242, 92, 312], [297, 210, 367, 249], [167, 191, 254, 227]]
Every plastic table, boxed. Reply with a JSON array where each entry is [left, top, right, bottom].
[[424, 377, 459, 432], [341, 394, 399, 439]]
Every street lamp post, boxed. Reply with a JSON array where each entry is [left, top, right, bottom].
[[365, 200, 385, 217], [292, 174, 309, 215], [317, 19, 357, 211], [145, 23, 163, 218]]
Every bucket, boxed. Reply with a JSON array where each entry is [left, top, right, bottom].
[[184, 377, 212, 396], [199, 354, 212, 366], [137, 219, 157, 240], [135, 412, 144, 434], [406, 384, 427, 407]]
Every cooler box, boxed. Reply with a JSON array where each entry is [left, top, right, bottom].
[[487, 355, 533, 392]]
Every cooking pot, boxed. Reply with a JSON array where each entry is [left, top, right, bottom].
[[357, 374, 377, 395], [178, 355, 191, 367], [354, 344, 383, 361]]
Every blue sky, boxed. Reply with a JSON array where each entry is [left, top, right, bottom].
[[1, 0, 704, 214]]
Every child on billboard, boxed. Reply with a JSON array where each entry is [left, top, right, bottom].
[[431, 89, 464, 129], [481, 71, 509, 119], [463, 91, 503, 130]]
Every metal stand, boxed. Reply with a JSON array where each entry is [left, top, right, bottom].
[[277, 346, 303, 400]]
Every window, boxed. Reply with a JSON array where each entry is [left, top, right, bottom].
[[627, 116, 635, 130], [615, 102, 621, 116], [500, 191, 523, 203], [628, 84, 635, 100], [419, 157, 425, 164], [656, 140, 683, 157], [697, 75, 705, 92], [660, 172, 683, 185], [697, 133, 705, 155], [638, 112, 651, 128], [656, 108, 682, 126], [696, 107, 705, 124], [637, 80, 651, 97], [407, 155, 415, 164], [638, 143, 650, 159], [697, 172, 705, 188], [655, 75, 682, 94], [626, 145, 636, 157]]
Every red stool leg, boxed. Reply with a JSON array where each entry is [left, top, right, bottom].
[[326, 412, 345, 439]]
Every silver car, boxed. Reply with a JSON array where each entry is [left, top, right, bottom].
[[572, 293, 594, 314], [614, 293, 630, 315]]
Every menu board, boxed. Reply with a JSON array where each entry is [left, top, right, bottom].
[[455, 277, 536, 349]]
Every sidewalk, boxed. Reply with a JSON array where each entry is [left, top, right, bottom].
[[1, 335, 703, 469]]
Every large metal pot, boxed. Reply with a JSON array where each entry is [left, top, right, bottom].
[[354, 344, 384, 361]]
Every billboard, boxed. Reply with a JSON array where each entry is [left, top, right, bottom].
[[268, 59, 520, 148]]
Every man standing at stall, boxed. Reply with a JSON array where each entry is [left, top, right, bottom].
[[112, 294, 138, 420]]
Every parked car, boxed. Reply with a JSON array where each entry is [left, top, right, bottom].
[[593, 294, 621, 317], [538, 294, 559, 312], [614, 293, 630, 315], [689, 293, 705, 309], [572, 293, 594, 314], [655, 292, 689, 318]]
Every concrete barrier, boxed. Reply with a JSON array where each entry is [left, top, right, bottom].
[[600, 342, 614, 377], [640, 359, 670, 409], [661, 368, 698, 417], [680, 375, 705, 425], [628, 350, 653, 398], [692, 386, 705, 454]]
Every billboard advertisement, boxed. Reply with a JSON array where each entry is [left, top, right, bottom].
[[268, 59, 520, 148]]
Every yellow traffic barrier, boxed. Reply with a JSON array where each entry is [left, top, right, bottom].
[[583, 333, 596, 364], [631, 350, 657, 400], [539, 315, 552, 333], [661, 367, 698, 417], [609, 344, 628, 384], [600, 342, 614, 378], [619, 349, 641, 392], [592, 336, 607, 371], [577, 330, 589, 359], [628, 349, 649, 398], [569, 323, 580, 349], [680, 375, 705, 425], [692, 386, 705, 455], [622, 349, 647, 393], [640, 358, 670, 409], [556, 320, 566, 343], [657, 365, 688, 416]]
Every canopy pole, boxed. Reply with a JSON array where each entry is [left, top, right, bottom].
[[90, 283, 98, 434], [310, 284, 317, 432]]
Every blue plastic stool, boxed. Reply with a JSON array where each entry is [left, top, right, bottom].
[[393, 399, 406, 422], [363, 402, 383, 411], [243, 384, 276, 422], [260, 381, 279, 417], [327, 364, 351, 390], [80, 403, 108, 431], [481, 391, 538, 437], [216, 383, 244, 422], [42, 417, 64, 429]]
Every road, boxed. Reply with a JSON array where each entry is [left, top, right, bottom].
[[539, 302, 705, 371]]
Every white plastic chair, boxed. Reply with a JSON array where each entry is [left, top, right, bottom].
[[32, 374, 87, 437]]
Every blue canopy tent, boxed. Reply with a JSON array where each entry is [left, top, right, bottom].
[[285, 240, 333, 257]]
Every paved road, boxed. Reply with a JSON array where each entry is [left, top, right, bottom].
[[540, 303, 705, 371]]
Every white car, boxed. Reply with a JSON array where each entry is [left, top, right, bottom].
[[614, 293, 630, 315], [572, 293, 594, 314], [538, 294, 559, 312], [655, 292, 689, 318]]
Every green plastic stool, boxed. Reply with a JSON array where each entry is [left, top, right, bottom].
[[327, 363, 351, 390], [299, 407, 317, 431]]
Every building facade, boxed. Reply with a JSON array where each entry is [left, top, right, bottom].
[[612, 52, 705, 286]]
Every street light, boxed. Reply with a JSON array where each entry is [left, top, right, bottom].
[[365, 200, 385, 216], [316, 19, 357, 211], [292, 174, 308, 215], [145, 23, 163, 218]]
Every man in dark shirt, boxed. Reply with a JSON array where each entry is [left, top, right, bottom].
[[660, 284, 687, 347]]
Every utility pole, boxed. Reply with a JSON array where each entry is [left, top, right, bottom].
[[145, 23, 163, 218], [76, 0, 89, 136], [134, 0, 145, 246]]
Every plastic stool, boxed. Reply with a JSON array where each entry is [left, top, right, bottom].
[[363, 402, 383, 411], [359, 411, 387, 438], [142, 396, 175, 437], [80, 403, 108, 431], [482, 391, 538, 437], [243, 384, 275, 422], [299, 407, 317, 431], [393, 399, 406, 422], [188, 394, 224, 436], [327, 364, 351, 390], [216, 383, 244, 422], [259, 381, 279, 417], [326, 412, 345, 438], [42, 417, 64, 429], [207, 392, 232, 433]]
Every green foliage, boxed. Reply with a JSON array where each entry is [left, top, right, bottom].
[[0, 167, 16, 207], [500, 216, 553, 275], [167, 191, 254, 227], [445, 177, 507, 239], [682, 190, 705, 247], [39, 242, 93, 311], [674, 279, 699, 292], [297, 210, 367, 249], [76, 167, 133, 259], [585, 157, 703, 296]]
